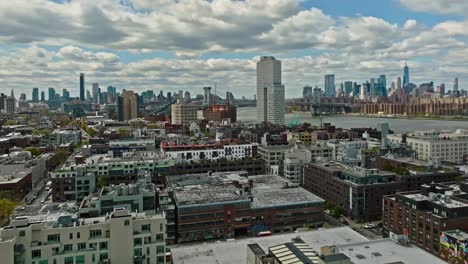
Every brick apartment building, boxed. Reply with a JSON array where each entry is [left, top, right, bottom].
[[303, 160, 462, 221], [383, 181, 468, 255]]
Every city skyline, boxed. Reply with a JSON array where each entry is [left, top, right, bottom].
[[0, 0, 467, 98]]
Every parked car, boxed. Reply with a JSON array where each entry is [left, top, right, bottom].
[[364, 223, 377, 229], [340, 218, 349, 225]]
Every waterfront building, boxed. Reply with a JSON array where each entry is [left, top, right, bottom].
[[203, 104, 237, 123], [256, 56, 285, 125], [324, 74, 335, 97], [303, 86, 313, 98], [388, 129, 468, 164], [171, 100, 197, 126]]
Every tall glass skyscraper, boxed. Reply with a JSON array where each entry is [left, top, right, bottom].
[[403, 62, 409, 88], [32, 88, 39, 102], [324, 74, 336, 97], [80, 73, 85, 101]]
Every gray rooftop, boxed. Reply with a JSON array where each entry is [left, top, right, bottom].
[[167, 172, 323, 208], [170, 227, 368, 264], [336, 239, 446, 264]]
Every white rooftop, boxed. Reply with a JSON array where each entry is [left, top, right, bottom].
[[337, 239, 446, 264], [170, 227, 368, 264]]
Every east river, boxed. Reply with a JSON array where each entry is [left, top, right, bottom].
[[232, 107, 468, 133]]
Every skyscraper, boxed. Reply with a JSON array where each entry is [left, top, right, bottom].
[[63, 89, 70, 100], [107, 86, 116, 95], [48, 87, 56, 101], [303, 86, 313, 98], [19, 93, 26, 101], [5, 90, 16, 114], [324, 75, 335, 97], [370, 78, 376, 98], [377, 75, 387, 97], [256, 56, 285, 125], [203, 87, 212, 106], [344, 81, 353, 95], [79, 73, 85, 101], [40, 91, 45, 102], [32, 88, 39, 102], [118, 90, 138, 121], [92, 83, 100, 104], [403, 62, 409, 89]]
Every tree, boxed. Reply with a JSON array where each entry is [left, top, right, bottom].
[[86, 127, 97, 137], [26, 147, 41, 157], [5, 120, 17, 125], [97, 176, 106, 189], [0, 198, 18, 220]]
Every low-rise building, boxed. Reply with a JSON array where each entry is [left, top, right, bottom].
[[167, 172, 324, 243], [304, 160, 462, 221], [388, 129, 468, 164], [161, 141, 257, 162], [0, 208, 167, 264], [258, 145, 292, 174]]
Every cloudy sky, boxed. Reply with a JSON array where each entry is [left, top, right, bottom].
[[1, 0, 467, 99]]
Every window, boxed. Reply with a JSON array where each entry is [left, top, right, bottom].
[[52, 247, 59, 256], [19, 230, 25, 237], [144, 236, 151, 244], [64, 244, 73, 252], [124, 220, 130, 226], [76, 255, 85, 264], [100, 242, 108, 250], [77, 232, 80, 239], [156, 245, 165, 254], [39, 261, 48, 264], [90, 230, 102, 239], [78, 243, 86, 251], [64, 257, 73, 264], [47, 234, 60, 243], [134, 248, 142, 256], [156, 234, 164, 242], [100, 253, 108, 261], [142, 224, 151, 232], [159, 223, 164, 232], [32, 249, 41, 259], [134, 237, 142, 246], [157, 256, 165, 264], [69, 233, 73, 239]]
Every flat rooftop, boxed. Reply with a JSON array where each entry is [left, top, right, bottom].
[[170, 227, 368, 264], [443, 229, 468, 240], [403, 193, 468, 208], [167, 172, 323, 208], [337, 239, 446, 264]]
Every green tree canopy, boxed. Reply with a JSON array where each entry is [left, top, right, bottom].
[[25, 147, 41, 157]]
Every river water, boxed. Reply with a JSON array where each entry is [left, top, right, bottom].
[[234, 107, 468, 133]]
